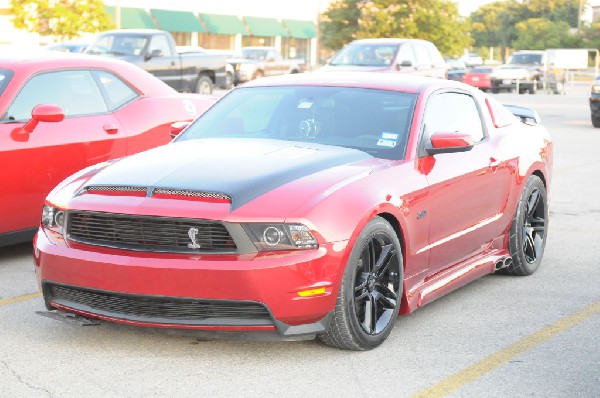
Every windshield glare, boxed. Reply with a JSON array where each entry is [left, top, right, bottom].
[[177, 86, 416, 160], [0, 69, 12, 96], [86, 35, 148, 56], [242, 49, 268, 60], [330, 44, 399, 67]]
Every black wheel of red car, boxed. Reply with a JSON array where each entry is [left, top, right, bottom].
[[592, 114, 600, 128], [506, 175, 548, 276], [318, 217, 403, 350], [196, 75, 213, 95]]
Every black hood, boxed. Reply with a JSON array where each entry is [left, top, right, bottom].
[[85, 139, 372, 210]]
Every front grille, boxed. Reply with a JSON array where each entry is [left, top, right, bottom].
[[46, 284, 273, 326], [67, 211, 237, 253]]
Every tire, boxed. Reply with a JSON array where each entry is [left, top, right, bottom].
[[506, 175, 548, 276], [253, 70, 264, 80], [318, 217, 403, 350], [553, 82, 564, 95], [195, 75, 213, 95], [492, 88, 500, 94], [220, 72, 233, 90], [592, 114, 600, 128], [529, 83, 537, 94]]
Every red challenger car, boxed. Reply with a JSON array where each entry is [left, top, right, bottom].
[[0, 52, 215, 246], [33, 72, 552, 350]]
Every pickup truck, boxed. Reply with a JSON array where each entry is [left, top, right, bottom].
[[85, 29, 228, 94], [227, 46, 305, 84]]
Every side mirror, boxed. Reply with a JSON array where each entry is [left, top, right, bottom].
[[399, 60, 413, 68], [170, 121, 190, 139], [145, 49, 162, 61], [426, 132, 474, 155], [11, 104, 65, 142]]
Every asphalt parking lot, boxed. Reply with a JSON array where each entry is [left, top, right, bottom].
[[1, 81, 599, 397]]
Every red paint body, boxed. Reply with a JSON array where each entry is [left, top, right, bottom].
[[462, 68, 494, 90], [0, 52, 215, 243], [33, 73, 553, 337]]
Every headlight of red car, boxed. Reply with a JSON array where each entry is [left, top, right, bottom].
[[243, 223, 318, 251], [41, 204, 66, 234]]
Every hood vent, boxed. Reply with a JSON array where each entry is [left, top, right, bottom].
[[151, 188, 231, 203], [79, 186, 147, 197]]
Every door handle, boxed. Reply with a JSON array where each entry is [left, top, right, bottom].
[[103, 124, 119, 134]]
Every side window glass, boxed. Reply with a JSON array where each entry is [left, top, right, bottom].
[[413, 43, 431, 66], [397, 44, 416, 66], [149, 35, 173, 57], [423, 92, 484, 146], [426, 42, 444, 64], [95, 70, 139, 110], [4, 70, 108, 121]]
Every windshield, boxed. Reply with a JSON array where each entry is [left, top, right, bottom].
[[177, 86, 416, 160], [0, 69, 13, 96], [330, 44, 399, 67], [85, 34, 148, 56], [242, 49, 268, 60], [510, 53, 543, 65]]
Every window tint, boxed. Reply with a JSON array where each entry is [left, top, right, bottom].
[[95, 70, 139, 110], [422, 92, 484, 147], [4, 70, 108, 121], [330, 44, 400, 67], [413, 43, 431, 65], [425, 42, 444, 64], [149, 35, 173, 57], [396, 44, 416, 65]]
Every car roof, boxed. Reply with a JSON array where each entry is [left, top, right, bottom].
[[0, 50, 123, 68], [348, 38, 429, 45], [100, 29, 166, 35], [241, 71, 467, 94]]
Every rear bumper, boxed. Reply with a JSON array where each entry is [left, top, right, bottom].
[[33, 230, 348, 336]]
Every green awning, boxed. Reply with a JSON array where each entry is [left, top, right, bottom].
[[151, 9, 205, 33], [105, 6, 157, 29], [244, 17, 288, 37], [283, 19, 316, 39], [200, 14, 249, 36]]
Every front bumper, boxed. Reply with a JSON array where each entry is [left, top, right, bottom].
[[34, 230, 348, 337], [491, 78, 535, 90]]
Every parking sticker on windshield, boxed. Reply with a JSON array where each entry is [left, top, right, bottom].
[[377, 132, 399, 148]]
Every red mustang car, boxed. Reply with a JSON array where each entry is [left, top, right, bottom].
[[0, 52, 215, 246], [462, 66, 494, 91], [34, 72, 552, 350]]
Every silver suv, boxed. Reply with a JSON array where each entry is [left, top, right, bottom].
[[319, 38, 448, 79]]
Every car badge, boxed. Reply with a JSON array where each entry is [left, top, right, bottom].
[[187, 227, 201, 249]]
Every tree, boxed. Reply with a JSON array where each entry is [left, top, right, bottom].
[[526, 0, 585, 28], [10, 0, 113, 42], [320, 0, 472, 56], [512, 18, 574, 50], [320, 0, 361, 51]]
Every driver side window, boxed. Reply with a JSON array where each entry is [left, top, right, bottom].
[[4, 70, 108, 121]]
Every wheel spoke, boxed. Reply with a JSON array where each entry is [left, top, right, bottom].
[[368, 293, 378, 333], [373, 244, 394, 276], [367, 239, 376, 273], [354, 272, 369, 293], [524, 229, 536, 262], [375, 283, 398, 309], [361, 294, 374, 333], [526, 190, 540, 218]]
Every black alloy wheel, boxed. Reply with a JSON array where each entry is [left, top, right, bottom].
[[353, 233, 401, 335], [318, 217, 403, 350], [506, 175, 548, 276]]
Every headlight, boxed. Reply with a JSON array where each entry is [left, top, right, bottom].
[[243, 223, 318, 251], [42, 204, 65, 233]]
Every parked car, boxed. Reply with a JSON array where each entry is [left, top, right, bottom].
[[226, 46, 305, 85], [446, 58, 467, 81], [46, 41, 89, 53], [0, 52, 216, 246], [34, 72, 552, 350], [490, 65, 537, 94], [461, 52, 483, 67], [590, 75, 600, 127], [462, 66, 494, 91], [506, 50, 565, 94], [176, 46, 235, 90], [85, 29, 229, 94], [319, 38, 448, 79]]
